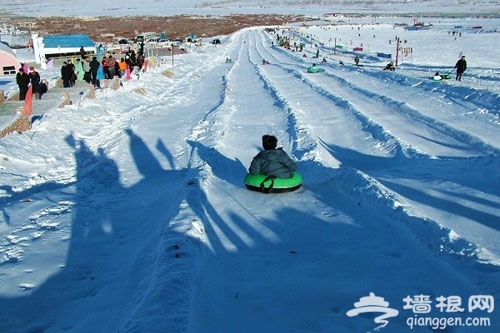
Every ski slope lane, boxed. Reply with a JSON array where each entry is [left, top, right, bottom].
[[182, 28, 500, 333], [251, 29, 500, 260]]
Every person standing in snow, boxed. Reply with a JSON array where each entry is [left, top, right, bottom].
[[454, 55, 467, 81], [118, 58, 127, 77], [107, 55, 116, 78], [89, 56, 100, 88], [354, 55, 360, 66], [82, 58, 91, 83], [60, 61, 71, 88], [96, 60, 105, 88], [80, 46, 86, 59], [28, 66, 41, 99], [16, 67, 30, 101], [67, 60, 76, 87], [249, 135, 297, 179], [74, 58, 85, 81]]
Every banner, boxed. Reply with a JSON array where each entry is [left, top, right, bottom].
[[402, 47, 413, 57], [377, 52, 392, 59], [24, 86, 33, 116]]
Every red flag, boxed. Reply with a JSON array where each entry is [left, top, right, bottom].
[[24, 86, 33, 115]]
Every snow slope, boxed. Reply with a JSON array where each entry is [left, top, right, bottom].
[[1, 17, 500, 333]]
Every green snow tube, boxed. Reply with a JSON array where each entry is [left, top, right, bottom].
[[244, 172, 303, 193], [307, 66, 321, 73]]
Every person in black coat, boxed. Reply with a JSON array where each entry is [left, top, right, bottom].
[[454, 55, 467, 81], [67, 60, 76, 87], [80, 46, 86, 59], [89, 56, 101, 87], [28, 66, 41, 99], [16, 67, 30, 101], [61, 62, 73, 88]]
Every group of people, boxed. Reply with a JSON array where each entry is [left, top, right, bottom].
[[59, 55, 121, 89], [16, 66, 47, 101], [248, 60, 469, 179], [15, 42, 151, 101], [381, 55, 467, 81], [58, 43, 148, 90], [431, 56, 467, 81], [57, 52, 148, 90]]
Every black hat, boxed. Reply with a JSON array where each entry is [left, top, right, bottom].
[[262, 135, 278, 150]]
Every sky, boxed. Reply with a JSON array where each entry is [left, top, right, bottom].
[[0, 2, 500, 333]]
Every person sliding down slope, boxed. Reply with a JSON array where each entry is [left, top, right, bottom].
[[249, 135, 297, 179]]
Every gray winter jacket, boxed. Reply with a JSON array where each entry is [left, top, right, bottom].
[[249, 148, 297, 179]]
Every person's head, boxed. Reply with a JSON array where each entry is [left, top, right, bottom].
[[462, 55, 465, 59], [18, 67, 24, 73], [435, 72, 439, 76], [262, 135, 278, 150]]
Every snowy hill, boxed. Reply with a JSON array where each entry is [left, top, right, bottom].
[[1, 15, 500, 333]]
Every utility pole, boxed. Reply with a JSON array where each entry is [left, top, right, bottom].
[[395, 37, 400, 67]]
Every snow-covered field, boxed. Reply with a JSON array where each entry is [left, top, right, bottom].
[[1, 0, 500, 16], [0, 3, 499, 332]]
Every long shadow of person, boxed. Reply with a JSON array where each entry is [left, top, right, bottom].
[[0, 133, 125, 331], [187, 140, 247, 188], [0, 130, 190, 332]]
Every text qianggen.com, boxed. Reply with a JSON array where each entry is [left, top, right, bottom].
[[407, 315, 491, 330]]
